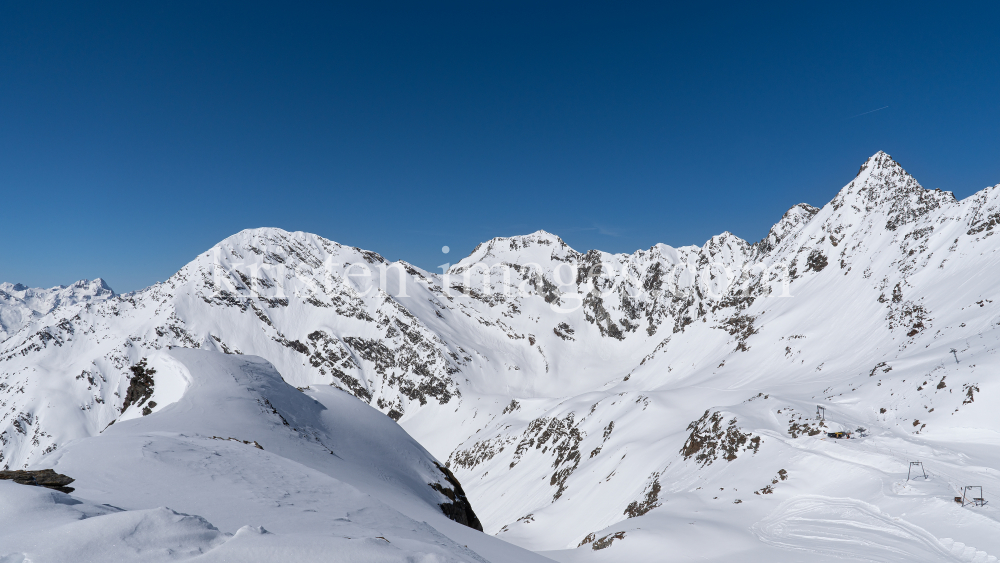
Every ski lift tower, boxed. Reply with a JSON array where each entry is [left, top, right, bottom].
[[951, 348, 960, 363], [962, 486, 987, 507], [907, 461, 927, 481], [816, 405, 826, 421]]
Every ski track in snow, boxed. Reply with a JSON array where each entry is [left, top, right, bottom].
[[753, 496, 995, 563]]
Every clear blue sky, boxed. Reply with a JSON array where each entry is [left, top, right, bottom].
[[2, 2, 998, 292]]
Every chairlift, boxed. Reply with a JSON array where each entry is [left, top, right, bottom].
[[907, 461, 927, 481], [816, 405, 826, 421]]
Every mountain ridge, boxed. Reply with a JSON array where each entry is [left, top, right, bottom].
[[4, 151, 1000, 562]]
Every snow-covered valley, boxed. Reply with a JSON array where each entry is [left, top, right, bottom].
[[3, 151, 1000, 562]]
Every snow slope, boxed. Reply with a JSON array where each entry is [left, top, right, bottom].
[[1, 349, 551, 562], [3, 151, 1000, 561]]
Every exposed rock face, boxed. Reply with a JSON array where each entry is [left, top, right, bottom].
[[430, 462, 483, 531], [586, 531, 625, 550], [0, 469, 75, 493], [681, 410, 762, 466], [623, 473, 661, 518], [121, 359, 156, 415]]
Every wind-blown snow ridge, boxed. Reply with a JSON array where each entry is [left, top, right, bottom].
[[4, 152, 1000, 562]]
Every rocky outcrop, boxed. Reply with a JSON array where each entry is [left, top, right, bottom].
[[121, 359, 156, 415], [430, 462, 483, 531], [681, 410, 761, 466], [0, 469, 75, 493]]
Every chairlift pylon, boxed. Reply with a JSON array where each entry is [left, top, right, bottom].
[[962, 486, 987, 507], [907, 461, 927, 481]]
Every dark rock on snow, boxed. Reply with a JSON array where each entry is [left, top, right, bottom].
[[430, 462, 483, 531], [0, 469, 75, 493]]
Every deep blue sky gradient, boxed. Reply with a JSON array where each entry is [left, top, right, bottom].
[[2, 1, 998, 292]]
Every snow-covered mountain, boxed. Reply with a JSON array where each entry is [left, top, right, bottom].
[[1, 350, 546, 562], [0, 278, 113, 341], [3, 151, 1000, 562]]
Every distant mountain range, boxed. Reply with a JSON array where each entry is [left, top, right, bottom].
[[0, 278, 113, 341], [3, 152, 999, 562]]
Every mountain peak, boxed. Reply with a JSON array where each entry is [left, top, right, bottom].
[[70, 278, 115, 296], [467, 230, 568, 254], [856, 150, 898, 177], [94, 278, 113, 292], [510, 230, 567, 245], [828, 152, 956, 232], [225, 227, 296, 244], [704, 230, 749, 250], [208, 227, 362, 263], [453, 230, 578, 271]]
